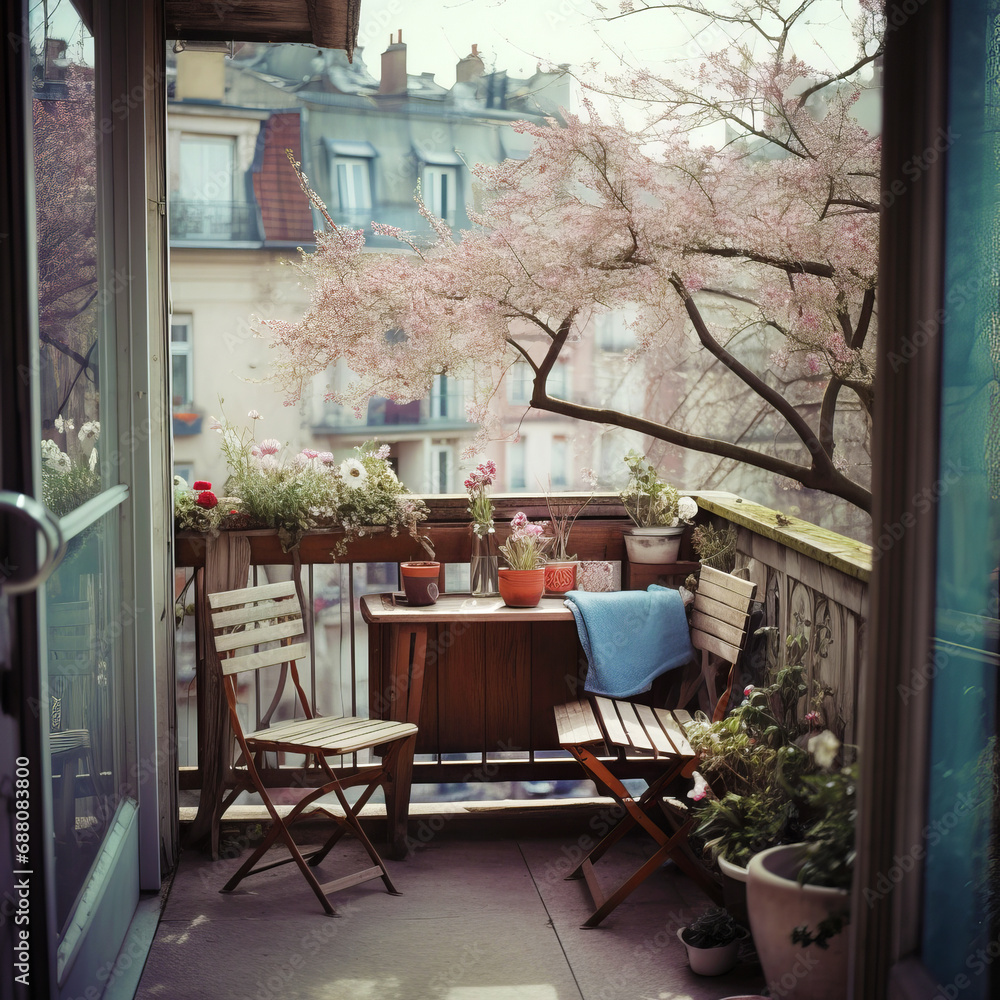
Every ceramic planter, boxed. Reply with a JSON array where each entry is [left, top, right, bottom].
[[400, 561, 441, 606], [623, 525, 685, 564], [746, 844, 850, 1000], [677, 926, 747, 976], [543, 560, 577, 595], [717, 854, 750, 926], [498, 568, 545, 607]]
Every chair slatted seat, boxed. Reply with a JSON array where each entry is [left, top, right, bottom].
[[207, 581, 418, 915], [554, 565, 758, 927]]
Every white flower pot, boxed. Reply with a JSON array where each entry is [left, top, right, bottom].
[[677, 926, 745, 976], [717, 854, 750, 926], [623, 525, 685, 564], [746, 844, 850, 1000]]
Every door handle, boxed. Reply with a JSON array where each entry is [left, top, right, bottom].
[[0, 491, 65, 595]]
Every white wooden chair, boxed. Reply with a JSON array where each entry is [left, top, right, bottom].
[[554, 565, 758, 926], [207, 580, 418, 915]]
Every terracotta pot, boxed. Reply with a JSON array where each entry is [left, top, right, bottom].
[[400, 561, 441, 606], [498, 568, 545, 608], [623, 525, 685, 564], [677, 926, 747, 976], [543, 560, 577, 595], [746, 844, 850, 1000]]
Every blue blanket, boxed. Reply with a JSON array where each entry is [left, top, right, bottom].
[[564, 585, 694, 698]]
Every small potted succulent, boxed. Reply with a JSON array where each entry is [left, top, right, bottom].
[[619, 450, 697, 564], [677, 906, 748, 976], [497, 512, 552, 607]]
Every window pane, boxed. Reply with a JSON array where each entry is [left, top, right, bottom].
[[33, 25, 105, 495], [43, 510, 128, 933], [923, 3, 1000, 993]]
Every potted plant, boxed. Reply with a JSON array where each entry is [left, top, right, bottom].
[[686, 632, 842, 922], [399, 560, 441, 606], [677, 906, 749, 976], [745, 748, 856, 1000], [619, 450, 697, 563], [466, 460, 499, 596], [497, 512, 552, 607], [543, 491, 593, 595]]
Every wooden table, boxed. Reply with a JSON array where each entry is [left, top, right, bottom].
[[361, 593, 583, 856]]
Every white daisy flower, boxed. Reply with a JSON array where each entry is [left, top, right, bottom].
[[78, 420, 100, 443], [340, 458, 368, 488]]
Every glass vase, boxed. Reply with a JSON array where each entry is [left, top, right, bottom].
[[470, 528, 499, 597]]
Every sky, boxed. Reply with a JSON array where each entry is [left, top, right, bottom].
[[350, 0, 869, 102]]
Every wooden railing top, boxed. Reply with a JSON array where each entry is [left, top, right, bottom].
[[695, 491, 872, 582]]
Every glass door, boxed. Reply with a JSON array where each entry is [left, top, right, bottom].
[[1, 1, 144, 996]]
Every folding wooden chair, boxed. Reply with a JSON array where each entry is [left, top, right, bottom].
[[554, 566, 757, 927], [208, 580, 418, 915]]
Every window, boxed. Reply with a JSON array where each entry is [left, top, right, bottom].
[[551, 437, 568, 488], [333, 157, 371, 212], [171, 314, 194, 407], [596, 312, 637, 353], [176, 135, 235, 238], [507, 361, 533, 405], [178, 134, 235, 203], [430, 373, 457, 419], [508, 439, 526, 490], [429, 443, 453, 493], [548, 363, 570, 400], [424, 165, 458, 225]]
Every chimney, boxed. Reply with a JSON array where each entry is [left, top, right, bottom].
[[456, 43, 484, 84], [380, 30, 407, 95]]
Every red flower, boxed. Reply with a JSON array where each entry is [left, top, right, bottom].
[[193, 480, 212, 491], [195, 491, 218, 509]]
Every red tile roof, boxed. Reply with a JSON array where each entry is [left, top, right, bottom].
[[253, 112, 316, 243]]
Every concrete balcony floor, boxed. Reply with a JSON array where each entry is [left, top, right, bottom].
[[136, 805, 766, 1000]]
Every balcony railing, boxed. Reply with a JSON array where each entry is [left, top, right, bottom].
[[169, 199, 261, 243], [319, 392, 470, 432], [173, 492, 872, 851]]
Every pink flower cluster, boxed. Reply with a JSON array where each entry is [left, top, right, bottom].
[[464, 460, 496, 493], [509, 511, 546, 540]]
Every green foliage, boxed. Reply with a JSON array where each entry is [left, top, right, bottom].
[[691, 522, 738, 572], [619, 449, 680, 527], [688, 629, 854, 879], [682, 907, 745, 948], [42, 461, 101, 518]]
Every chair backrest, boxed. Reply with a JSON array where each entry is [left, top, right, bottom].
[[690, 565, 758, 665], [208, 581, 308, 676]]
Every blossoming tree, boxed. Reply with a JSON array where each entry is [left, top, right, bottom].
[[261, 0, 883, 512]]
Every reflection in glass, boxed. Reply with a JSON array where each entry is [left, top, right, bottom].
[[32, 12, 102, 501], [44, 514, 126, 931]]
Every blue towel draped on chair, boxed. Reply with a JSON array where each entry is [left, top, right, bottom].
[[564, 585, 695, 698]]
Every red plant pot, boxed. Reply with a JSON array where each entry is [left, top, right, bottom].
[[400, 561, 441, 606], [498, 568, 545, 608]]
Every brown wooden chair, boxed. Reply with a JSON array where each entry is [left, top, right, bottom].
[[207, 580, 418, 915], [554, 565, 758, 926]]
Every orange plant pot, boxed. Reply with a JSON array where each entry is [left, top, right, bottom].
[[544, 561, 577, 595], [498, 568, 545, 608]]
